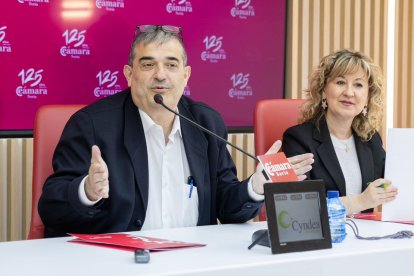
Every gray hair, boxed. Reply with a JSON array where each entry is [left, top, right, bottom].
[[127, 28, 188, 66]]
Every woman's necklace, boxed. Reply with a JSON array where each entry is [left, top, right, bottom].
[[342, 141, 350, 152], [331, 134, 353, 153]]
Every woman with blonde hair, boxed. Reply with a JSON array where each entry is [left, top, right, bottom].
[[282, 49, 398, 214]]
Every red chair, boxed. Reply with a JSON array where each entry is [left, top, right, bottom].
[[254, 99, 305, 221], [28, 104, 85, 239]]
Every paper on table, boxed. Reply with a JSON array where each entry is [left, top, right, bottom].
[[382, 128, 414, 221], [68, 233, 205, 252]]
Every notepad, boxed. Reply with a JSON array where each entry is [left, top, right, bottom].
[[382, 128, 414, 221]]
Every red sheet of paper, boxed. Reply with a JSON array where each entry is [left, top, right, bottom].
[[351, 212, 382, 221], [68, 233, 206, 252], [352, 212, 414, 225], [257, 152, 298, 182]]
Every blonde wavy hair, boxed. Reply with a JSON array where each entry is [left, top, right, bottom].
[[301, 49, 384, 141]]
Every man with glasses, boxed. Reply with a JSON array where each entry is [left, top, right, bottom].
[[39, 25, 314, 237]]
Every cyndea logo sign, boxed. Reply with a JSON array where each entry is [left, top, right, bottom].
[[278, 211, 321, 233]]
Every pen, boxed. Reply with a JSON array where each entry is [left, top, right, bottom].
[[368, 182, 388, 189], [378, 183, 388, 189], [188, 176, 194, 198]]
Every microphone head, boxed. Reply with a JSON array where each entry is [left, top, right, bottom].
[[153, 94, 164, 104]]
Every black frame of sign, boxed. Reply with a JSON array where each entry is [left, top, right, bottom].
[[264, 180, 332, 254]]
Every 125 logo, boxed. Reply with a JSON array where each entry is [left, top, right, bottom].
[[18, 68, 43, 87], [231, 73, 250, 89], [62, 29, 86, 46], [96, 70, 118, 88], [203, 36, 223, 52]]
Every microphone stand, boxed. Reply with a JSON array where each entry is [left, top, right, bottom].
[[154, 94, 270, 181], [248, 229, 269, 249], [154, 94, 272, 249]]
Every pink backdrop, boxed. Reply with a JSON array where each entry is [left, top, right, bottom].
[[0, 0, 285, 134]]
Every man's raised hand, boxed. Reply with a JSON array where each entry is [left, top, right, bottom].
[[85, 145, 109, 201]]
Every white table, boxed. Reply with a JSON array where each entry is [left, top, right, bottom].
[[1, 220, 414, 276]]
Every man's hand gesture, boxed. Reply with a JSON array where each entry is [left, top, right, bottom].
[[85, 145, 109, 201]]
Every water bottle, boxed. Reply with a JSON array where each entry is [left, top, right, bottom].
[[327, 190, 347, 243]]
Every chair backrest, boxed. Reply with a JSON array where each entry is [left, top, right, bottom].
[[254, 99, 305, 221], [28, 104, 85, 239]]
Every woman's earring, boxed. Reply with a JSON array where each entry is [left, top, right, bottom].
[[362, 105, 368, 117], [322, 98, 328, 110]]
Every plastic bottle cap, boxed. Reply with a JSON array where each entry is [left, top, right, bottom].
[[327, 190, 339, 199]]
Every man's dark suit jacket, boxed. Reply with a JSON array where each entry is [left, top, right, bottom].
[[38, 89, 261, 237], [282, 119, 385, 197]]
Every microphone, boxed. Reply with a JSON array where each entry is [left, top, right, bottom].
[[155, 94, 271, 248], [154, 94, 264, 166]]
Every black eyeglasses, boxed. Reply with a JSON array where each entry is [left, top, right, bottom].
[[134, 25, 183, 41]]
